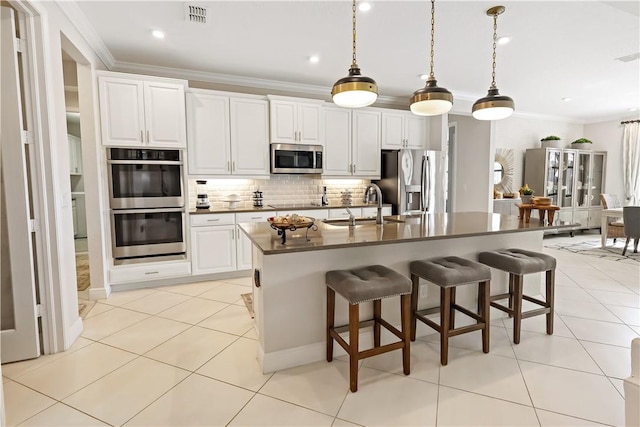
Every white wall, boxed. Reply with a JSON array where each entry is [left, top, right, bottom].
[[584, 118, 631, 201], [449, 114, 492, 212], [494, 116, 584, 192], [27, 0, 106, 352]]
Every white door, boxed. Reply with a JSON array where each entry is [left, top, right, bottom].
[[381, 112, 404, 149], [190, 226, 236, 275], [405, 114, 428, 149], [297, 103, 322, 145], [352, 110, 381, 177], [322, 107, 351, 176], [1, 6, 40, 363], [269, 101, 297, 143]]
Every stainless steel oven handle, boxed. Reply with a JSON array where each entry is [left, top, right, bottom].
[[112, 208, 184, 214], [107, 160, 183, 165]]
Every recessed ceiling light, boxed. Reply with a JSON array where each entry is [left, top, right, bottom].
[[358, 2, 372, 12], [562, 97, 572, 102], [152, 30, 165, 39], [497, 36, 511, 45], [309, 55, 320, 64], [419, 74, 429, 80]]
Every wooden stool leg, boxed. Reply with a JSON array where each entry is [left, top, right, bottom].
[[410, 274, 420, 341], [548, 210, 556, 225], [546, 269, 555, 335], [373, 299, 382, 347], [440, 287, 452, 366], [538, 209, 545, 223], [327, 287, 335, 362], [479, 280, 490, 354], [512, 274, 524, 345], [349, 303, 359, 392], [450, 287, 456, 330], [401, 294, 411, 375], [524, 208, 532, 223], [508, 274, 514, 318]]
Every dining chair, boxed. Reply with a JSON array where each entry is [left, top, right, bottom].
[[622, 206, 640, 256], [600, 194, 625, 243]]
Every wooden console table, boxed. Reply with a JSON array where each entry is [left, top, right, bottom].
[[516, 203, 560, 225]]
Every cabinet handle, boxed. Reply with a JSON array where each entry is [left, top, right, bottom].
[[353, 164, 356, 174], [231, 230, 235, 240], [145, 271, 159, 275], [146, 130, 150, 144], [227, 161, 230, 171], [251, 216, 262, 220], [140, 130, 144, 142], [207, 219, 220, 222], [232, 161, 236, 171]]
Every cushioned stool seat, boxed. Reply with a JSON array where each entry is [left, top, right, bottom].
[[410, 256, 492, 365], [479, 249, 556, 344], [326, 265, 412, 392]]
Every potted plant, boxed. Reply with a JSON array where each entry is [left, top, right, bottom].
[[571, 137, 593, 149], [519, 184, 535, 204], [540, 135, 562, 149]]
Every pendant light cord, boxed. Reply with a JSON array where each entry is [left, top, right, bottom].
[[429, 0, 435, 78], [490, 12, 498, 89], [351, 0, 358, 67]]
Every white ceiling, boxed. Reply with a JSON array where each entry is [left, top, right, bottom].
[[70, 0, 640, 123]]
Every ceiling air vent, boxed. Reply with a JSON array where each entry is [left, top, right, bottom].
[[185, 4, 208, 24]]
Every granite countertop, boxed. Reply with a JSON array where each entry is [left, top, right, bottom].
[[189, 203, 392, 215], [238, 212, 576, 255]]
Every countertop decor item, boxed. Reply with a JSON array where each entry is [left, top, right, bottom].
[[472, 5, 515, 121], [268, 215, 317, 244], [519, 183, 535, 204], [224, 194, 241, 209], [409, 0, 453, 116], [331, 0, 378, 108]]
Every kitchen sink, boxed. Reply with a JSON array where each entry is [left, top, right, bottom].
[[323, 217, 404, 226]]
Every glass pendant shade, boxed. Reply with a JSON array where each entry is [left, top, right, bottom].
[[472, 88, 514, 120], [332, 66, 378, 108], [410, 77, 453, 116]]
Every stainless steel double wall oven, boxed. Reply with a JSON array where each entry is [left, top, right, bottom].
[[108, 148, 186, 261]]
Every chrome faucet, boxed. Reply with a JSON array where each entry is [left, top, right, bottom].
[[365, 183, 384, 225], [345, 206, 356, 227]]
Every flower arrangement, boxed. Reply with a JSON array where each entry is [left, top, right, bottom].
[[520, 184, 535, 196], [571, 137, 592, 144]]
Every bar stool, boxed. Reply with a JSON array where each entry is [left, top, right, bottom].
[[326, 265, 412, 392], [410, 256, 492, 366], [479, 249, 556, 344]]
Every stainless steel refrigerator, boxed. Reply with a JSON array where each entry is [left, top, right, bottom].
[[374, 149, 447, 215]]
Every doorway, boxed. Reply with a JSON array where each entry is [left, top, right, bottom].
[[61, 51, 92, 317]]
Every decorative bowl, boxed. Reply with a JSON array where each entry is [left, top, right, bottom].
[[533, 196, 552, 206]]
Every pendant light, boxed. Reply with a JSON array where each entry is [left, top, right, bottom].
[[472, 6, 515, 121], [410, 0, 453, 116], [331, 0, 378, 108]]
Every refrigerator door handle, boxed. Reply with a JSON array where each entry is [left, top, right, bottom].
[[420, 155, 427, 211]]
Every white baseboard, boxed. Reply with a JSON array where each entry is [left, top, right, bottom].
[[65, 316, 84, 350], [89, 285, 110, 300]]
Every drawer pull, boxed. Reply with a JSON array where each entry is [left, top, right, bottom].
[[207, 219, 220, 222], [251, 216, 262, 220], [145, 271, 159, 275]]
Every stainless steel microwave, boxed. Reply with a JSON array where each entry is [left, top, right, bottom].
[[271, 143, 323, 174]]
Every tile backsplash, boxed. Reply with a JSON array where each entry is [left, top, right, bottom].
[[188, 176, 370, 210]]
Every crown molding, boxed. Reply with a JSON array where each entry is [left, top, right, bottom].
[[112, 61, 408, 107], [56, 1, 115, 69]]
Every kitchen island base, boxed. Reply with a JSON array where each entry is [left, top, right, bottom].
[[252, 230, 545, 374]]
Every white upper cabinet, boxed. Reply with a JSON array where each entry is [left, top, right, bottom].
[[268, 96, 323, 144], [230, 98, 270, 175], [68, 134, 83, 175], [381, 110, 428, 149], [351, 110, 381, 177], [187, 90, 269, 176], [323, 107, 380, 178], [98, 73, 187, 148], [186, 92, 230, 175]]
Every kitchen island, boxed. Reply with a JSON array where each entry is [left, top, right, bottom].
[[239, 212, 572, 373]]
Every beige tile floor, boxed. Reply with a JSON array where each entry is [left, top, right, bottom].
[[3, 233, 639, 426]]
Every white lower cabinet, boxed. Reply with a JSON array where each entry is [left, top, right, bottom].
[[191, 212, 271, 275], [362, 206, 392, 217], [190, 213, 237, 275], [236, 212, 272, 271], [276, 209, 329, 220], [109, 261, 192, 284], [328, 208, 362, 219]]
